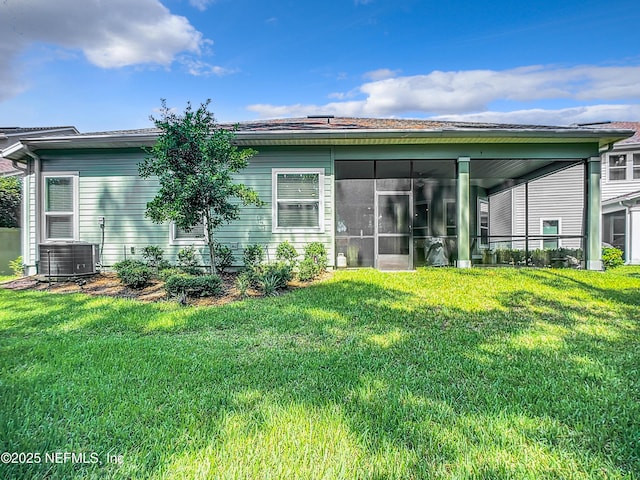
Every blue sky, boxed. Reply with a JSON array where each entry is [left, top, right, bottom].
[[1, 0, 639, 132]]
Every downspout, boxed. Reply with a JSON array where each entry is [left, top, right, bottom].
[[24, 146, 41, 274]]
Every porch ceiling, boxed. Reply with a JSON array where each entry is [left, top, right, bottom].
[[470, 158, 581, 191]]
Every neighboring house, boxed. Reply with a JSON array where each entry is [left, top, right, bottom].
[[596, 122, 640, 264], [488, 163, 586, 253], [487, 121, 640, 265], [0, 117, 632, 275], [0, 127, 79, 275], [0, 127, 79, 177]]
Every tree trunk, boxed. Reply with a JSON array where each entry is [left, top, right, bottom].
[[205, 212, 217, 275]]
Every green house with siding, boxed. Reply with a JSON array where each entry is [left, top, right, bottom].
[[0, 117, 633, 275]]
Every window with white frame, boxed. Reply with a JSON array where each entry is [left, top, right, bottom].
[[43, 173, 78, 241], [609, 154, 627, 181], [272, 169, 324, 232], [541, 219, 561, 250], [478, 199, 489, 248], [444, 199, 456, 237], [634, 153, 640, 180], [170, 220, 206, 245]]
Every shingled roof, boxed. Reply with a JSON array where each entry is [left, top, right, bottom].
[[0, 126, 77, 135], [80, 116, 606, 137], [2, 117, 634, 156], [601, 122, 640, 144]]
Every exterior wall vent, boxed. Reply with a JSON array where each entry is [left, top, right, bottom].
[[38, 243, 98, 277]]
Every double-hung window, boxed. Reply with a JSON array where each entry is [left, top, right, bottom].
[[272, 169, 324, 233], [541, 219, 561, 250], [170, 220, 206, 245], [43, 173, 78, 241], [444, 199, 456, 237], [478, 199, 489, 248], [607, 153, 640, 181], [609, 154, 627, 181]]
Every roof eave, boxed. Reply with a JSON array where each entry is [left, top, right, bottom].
[[0, 142, 29, 162], [2, 127, 634, 155], [232, 128, 634, 148]]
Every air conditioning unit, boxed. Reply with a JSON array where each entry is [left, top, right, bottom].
[[38, 243, 98, 277]]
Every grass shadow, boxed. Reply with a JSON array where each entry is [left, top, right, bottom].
[[1, 268, 639, 478]]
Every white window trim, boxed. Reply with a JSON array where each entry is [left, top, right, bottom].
[[477, 198, 489, 248], [169, 220, 208, 246], [608, 153, 628, 182], [41, 172, 79, 242], [540, 218, 562, 250], [272, 168, 325, 233], [633, 153, 640, 180], [444, 198, 456, 237]]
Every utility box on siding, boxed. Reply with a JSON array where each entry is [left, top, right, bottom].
[[38, 243, 98, 277]]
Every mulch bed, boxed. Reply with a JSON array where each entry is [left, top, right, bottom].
[[1, 271, 324, 306]]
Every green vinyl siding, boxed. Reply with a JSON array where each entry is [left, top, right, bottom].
[[37, 147, 334, 268]]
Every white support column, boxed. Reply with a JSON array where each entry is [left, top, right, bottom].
[[585, 156, 603, 271]]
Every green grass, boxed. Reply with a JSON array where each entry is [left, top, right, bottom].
[[1, 267, 639, 479]]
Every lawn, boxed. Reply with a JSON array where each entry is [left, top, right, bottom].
[[1, 267, 638, 479]]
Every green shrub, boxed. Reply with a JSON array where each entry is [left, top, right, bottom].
[[297, 242, 328, 281], [9, 256, 23, 277], [297, 258, 318, 282], [602, 246, 624, 269], [179, 265, 204, 276], [165, 274, 223, 299], [235, 272, 251, 298], [142, 245, 165, 274], [259, 272, 281, 296], [158, 267, 183, 282], [530, 249, 551, 267], [113, 260, 152, 288], [276, 241, 298, 266], [177, 245, 198, 268], [304, 242, 328, 271], [213, 242, 234, 273], [255, 261, 293, 295], [243, 244, 264, 270]]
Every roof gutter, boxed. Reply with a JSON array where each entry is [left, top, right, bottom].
[[5, 125, 634, 150]]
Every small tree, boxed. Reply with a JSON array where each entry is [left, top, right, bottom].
[[0, 176, 21, 228], [139, 99, 262, 274]]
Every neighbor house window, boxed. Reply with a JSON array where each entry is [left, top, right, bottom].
[[609, 154, 627, 181], [272, 169, 324, 232], [541, 219, 561, 249], [43, 173, 78, 241], [170, 220, 206, 245], [478, 199, 489, 248], [604, 212, 626, 254], [634, 154, 640, 180], [445, 200, 456, 236]]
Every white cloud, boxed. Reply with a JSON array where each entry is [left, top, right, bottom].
[[0, 0, 206, 101], [433, 104, 640, 126], [363, 68, 401, 81], [247, 65, 640, 124], [189, 0, 216, 11], [179, 58, 238, 77]]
